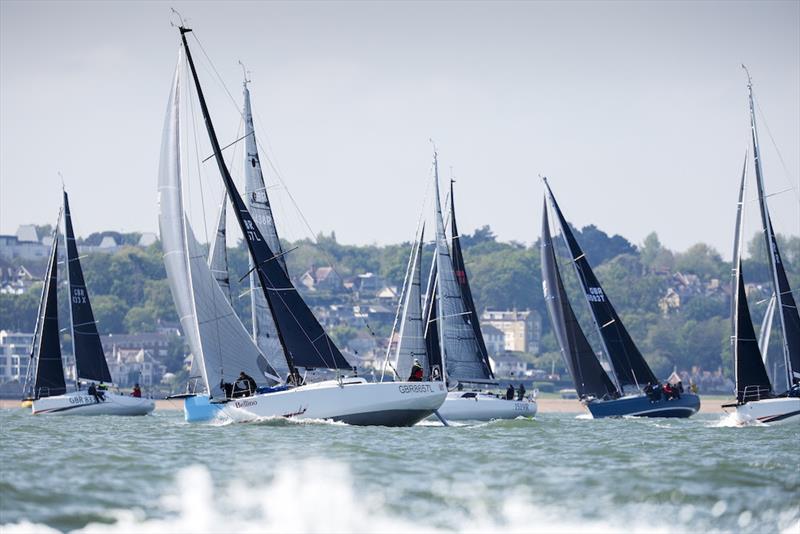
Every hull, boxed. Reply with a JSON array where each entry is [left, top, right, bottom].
[[184, 378, 447, 426], [436, 391, 537, 421], [31, 391, 155, 416], [729, 397, 800, 425], [586, 393, 700, 418]]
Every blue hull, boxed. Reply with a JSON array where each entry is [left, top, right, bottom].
[[586, 393, 700, 419], [184, 395, 224, 423]]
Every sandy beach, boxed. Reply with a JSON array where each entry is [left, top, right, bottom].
[[1, 396, 727, 414]]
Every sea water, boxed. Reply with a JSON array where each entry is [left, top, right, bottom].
[[0, 409, 797, 533]]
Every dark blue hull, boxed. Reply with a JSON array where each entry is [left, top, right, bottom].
[[586, 393, 700, 419]]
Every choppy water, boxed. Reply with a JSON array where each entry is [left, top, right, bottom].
[[0, 408, 797, 533]]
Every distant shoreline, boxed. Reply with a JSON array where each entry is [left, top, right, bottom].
[[1, 397, 727, 414]]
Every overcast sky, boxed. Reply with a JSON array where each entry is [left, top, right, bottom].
[[1, 0, 798, 259]]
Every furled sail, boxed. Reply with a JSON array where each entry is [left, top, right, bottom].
[[541, 198, 618, 400], [431, 154, 492, 382], [63, 191, 113, 383], [243, 82, 288, 377], [544, 181, 657, 390], [207, 191, 232, 304], [179, 28, 351, 372], [449, 182, 494, 378], [392, 228, 428, 381], [747, 72, 800, 390], [158, 49, 279, 399], [32, 222, 67, 398], [730, 158, 772, 403]]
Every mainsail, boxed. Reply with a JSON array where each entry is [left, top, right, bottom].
[[449, 182, 494, 378], [31, 222, 67, 398], [731, 156, 773, 403], [391, 228, 428, 381], [207, 191, 232, 304], [158, 49, 278, 399], [746, 69, 800, 390], [431, 153, 492, 382], [541, 198, 618, 400], [63, 190, 113, 384], [243, 81, 289, 377], [179, 27, 351, 372], [544, 181, 657, 390]]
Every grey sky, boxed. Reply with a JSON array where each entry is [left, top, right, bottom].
[[1, 1, 798, 259]]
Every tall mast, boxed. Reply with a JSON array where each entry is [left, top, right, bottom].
[[745, 66, 794, 388], [63, 191, 79, 390], [432, 151, 449, 384]]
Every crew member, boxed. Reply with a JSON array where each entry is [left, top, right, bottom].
[[131, 383, 142, 398], [506, 384, 515, 400], [88, 382, 103, 403], [238, 371, 258, 397], [408, 359, 424, 382], [517, 383, 526, 401]]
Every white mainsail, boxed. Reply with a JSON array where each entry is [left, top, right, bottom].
[[158, 52, 278, 398], [243, 82, 289, 377], [431, 155, 488, 382], [207, 191, 232, 304], [391, 229, 427, 381]]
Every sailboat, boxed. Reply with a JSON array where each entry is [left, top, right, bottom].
[[722, 69, 800, 425], [27, 192, 155, 416], [388, 151, 536, 421], [160, 25, 445, 425], [541, 180, 700, 418]]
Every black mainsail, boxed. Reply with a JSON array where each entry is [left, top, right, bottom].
[[449, 181, 494, 379], [179, 27, 351, 372], [541, 199, 618, 399], [544, 180, 657, 390], [746, 68, 800, 391], [63, 191, 113, 383], [31, 222, 67, 398], [731, 157, 773, 403]]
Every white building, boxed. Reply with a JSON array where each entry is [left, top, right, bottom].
[[480, 309, 542, 354], [107, 348, 166, 387], [0, 331, 34, 383]]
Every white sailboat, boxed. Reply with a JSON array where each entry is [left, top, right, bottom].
[[387, 151, 536, 421], [160, 26, 445, 425], [29, 193, 154, 416], [722, 68, 800, 425]]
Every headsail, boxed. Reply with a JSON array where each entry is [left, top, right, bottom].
[[541, 198, 618, 400], [158, 48, 279, 398], [544, 181, 657, 390], [243, 81, 289, 377], [423, 258, 443, 378], [32, 221, 67, 398], [431, 153, 492, 382], [391, 227, 428, 381], [746, 69, 800, 389], [730, 155, 772, 403], [449, 182, 494, 378], [179, 27, 351, 372], [207, 191, 232, 304], [63, 191, 113, 384]]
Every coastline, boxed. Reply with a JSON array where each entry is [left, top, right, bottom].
[[0, 396, 727, 414]]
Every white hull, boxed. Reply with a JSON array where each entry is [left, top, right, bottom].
[[436, 391, 537, 421], [728, 397, 800, 425], [185, 378, 447, 426], [32, 391, 155, 416]]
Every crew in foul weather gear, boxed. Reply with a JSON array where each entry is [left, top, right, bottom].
[[409, 359, 424, 382]]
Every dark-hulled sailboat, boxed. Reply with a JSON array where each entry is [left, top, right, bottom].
[[26, 193, 154, 415], [541, 180, 700, 418], [161, 24, 445, 425], [722, 68, 800, 425]]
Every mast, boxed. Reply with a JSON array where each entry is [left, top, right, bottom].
[[433, 151, 449, 384], [178, 27, 351, 373], [745, 66, 800, 389]]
